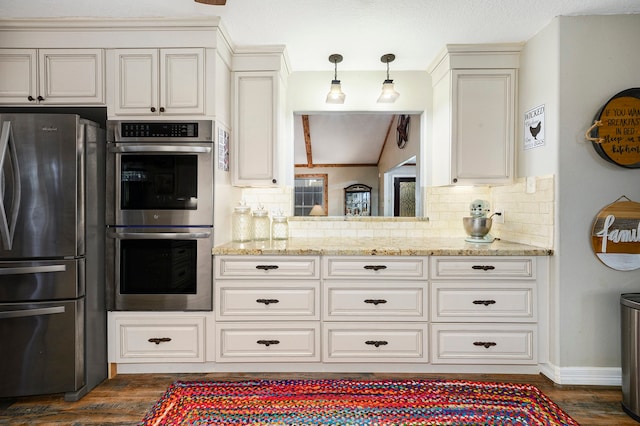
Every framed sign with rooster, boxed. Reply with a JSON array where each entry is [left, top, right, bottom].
[[524, 104, 545, 150]]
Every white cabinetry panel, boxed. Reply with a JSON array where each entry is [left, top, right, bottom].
[[216, 323, 320, 362], [431, 324, 536, 364]]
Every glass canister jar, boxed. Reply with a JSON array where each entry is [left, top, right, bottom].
[[252, 206, 270, 241], [271, 214, 289, 240], [232, 204, 253, 242]]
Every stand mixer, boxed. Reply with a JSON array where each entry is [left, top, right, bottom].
[[463, 199, 496, 243]]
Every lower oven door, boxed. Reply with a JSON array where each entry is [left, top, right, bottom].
[[106, 227, 213, 311]]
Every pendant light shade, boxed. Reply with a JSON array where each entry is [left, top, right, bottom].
[[326, 54, 345, 104], [377, 53, 400, 103]]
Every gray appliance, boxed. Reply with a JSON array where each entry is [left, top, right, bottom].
[[0, 113, 107, 401]]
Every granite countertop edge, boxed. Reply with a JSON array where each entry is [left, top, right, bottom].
[[212, 237, 554, 256]]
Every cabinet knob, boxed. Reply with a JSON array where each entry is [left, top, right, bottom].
[[150, 107, 156, 112], [27, 95, 35, 102], [37, 95, 44, 101], [453, 178, 458, 183], [363, 265, 387, 271], [272, 178, 277, 184], [159, 107, 165, 113], [473, 341, 497, 349], [365, 340, 388, 348], [148, 337, 172, 345]]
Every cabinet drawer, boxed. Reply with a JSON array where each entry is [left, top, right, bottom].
[[431, 257, 534, 279], [431, 324, 536, 364], [323, 323, 428, 362], [113, 316, 204, 363], [323, 256, 428, 279], [216, 280, 319, 320], [215, 323, 320, 362], [215, 256, 319, 279], [323, 281, 427, 321], [431, 282, 535, 322]]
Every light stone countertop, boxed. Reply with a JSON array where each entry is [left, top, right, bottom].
[[212, 237, 553, 256]]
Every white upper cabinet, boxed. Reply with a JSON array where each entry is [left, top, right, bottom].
[[232, 71, 280, 186], [429, 44, 521, 186], [0, 48, 104, 105], [111, 48, 204, 116]]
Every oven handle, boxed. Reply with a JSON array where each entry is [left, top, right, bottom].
[[108, 145, 212, 154], [108, 231, 211, 240]]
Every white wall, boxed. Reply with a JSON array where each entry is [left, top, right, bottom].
[[519, 15, 640, 379], [555, 15, 640, 371]]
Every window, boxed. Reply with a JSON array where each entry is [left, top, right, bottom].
[[294, 174, 328, 216]]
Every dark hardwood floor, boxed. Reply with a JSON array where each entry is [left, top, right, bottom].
[[0, 372, 637, 425]]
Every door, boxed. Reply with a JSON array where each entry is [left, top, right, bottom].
[[0, 114, 82, 259], [0, 299, 84, 397]]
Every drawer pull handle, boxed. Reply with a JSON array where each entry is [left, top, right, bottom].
[[148, 337, 172, 345], [257, 339, 280, 347], [363, 265, 387, 271], [256, 265, 279, 271], [473, 300, 497, 306], [472, 265, 495, 271], [365, 340, 388, 348], [256, 298, 280, 305], [364, 299, 388, 306], [473, 341, 497, 349]]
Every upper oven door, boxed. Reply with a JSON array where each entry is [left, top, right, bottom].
[[106, 143, 213, 226]]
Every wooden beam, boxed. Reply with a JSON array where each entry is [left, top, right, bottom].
[[377, 115, 396, 164], [302, 114, 313, 167]]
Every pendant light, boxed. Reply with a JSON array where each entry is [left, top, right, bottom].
[[377, 53, 400, 103], [326, 54, 346, 104]]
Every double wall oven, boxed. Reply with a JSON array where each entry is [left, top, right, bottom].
[[106, 120, 214, 311]]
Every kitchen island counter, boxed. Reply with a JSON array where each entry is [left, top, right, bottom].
[[212, 237, 553, 256]]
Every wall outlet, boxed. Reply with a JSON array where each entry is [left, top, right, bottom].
[[493, 209, 505, 224]]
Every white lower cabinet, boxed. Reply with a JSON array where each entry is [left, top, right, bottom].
[[108, 312, 212, 363], [323, 323, 428, 362], [322, 256, 430, 363], [216, 323, 320, 362], [430, 256, 539, 365], [214, 256, 321, 363], [431, 324, 536, 364]]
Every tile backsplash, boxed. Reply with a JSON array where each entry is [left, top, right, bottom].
[[240, 175, 555, 248]]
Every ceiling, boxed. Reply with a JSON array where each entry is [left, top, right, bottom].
[[2, 0, 638, 164], [2, 0, 639, 72], [293, 113, 396, 166]]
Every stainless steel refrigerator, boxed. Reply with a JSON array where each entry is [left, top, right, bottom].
[[0, 113, 107, 401]]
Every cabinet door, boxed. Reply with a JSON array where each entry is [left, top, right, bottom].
[[452, 69, 515, 184], [38, 49, 104, 104], [0, 49, 38, 104], [113, 49, 158, 115], [160, 48, 204, 115], [232, 71, 278, 186]]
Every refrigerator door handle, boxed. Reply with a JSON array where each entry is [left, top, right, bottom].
[[0, 306, 65, 320], [0, 264, 67, 276], [0, 121, 22, 251]]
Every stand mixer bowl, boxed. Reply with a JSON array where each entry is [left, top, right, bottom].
[[463, 217, 493, 238]]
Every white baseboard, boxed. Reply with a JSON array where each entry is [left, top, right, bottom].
[[540, 362, 621, 386]]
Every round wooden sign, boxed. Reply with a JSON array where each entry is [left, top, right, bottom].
[[591, 197, 640, 271], [588, 88, 640, 168]]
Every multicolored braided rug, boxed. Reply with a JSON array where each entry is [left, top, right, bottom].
[[140, 379, 579, 425]]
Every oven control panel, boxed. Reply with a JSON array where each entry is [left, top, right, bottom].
[[107, 120, 213, 142], [121, 122, 198, 138]]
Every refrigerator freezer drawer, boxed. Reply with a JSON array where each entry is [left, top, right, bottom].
[[0, 298, 84, 398], [0, 259, 84, 302]]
